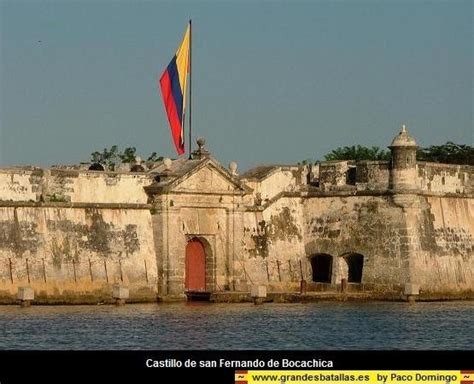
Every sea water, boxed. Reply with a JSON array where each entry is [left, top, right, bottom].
[[0, 301, 472, 349]]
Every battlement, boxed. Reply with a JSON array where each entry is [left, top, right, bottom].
[[1, 155, 472, 208], [0, 131, 472, 303], [313, 159, 472, 194], [241, 159, 472, 202], [417, 161, 472, 194], [0, 167, 154, 204]]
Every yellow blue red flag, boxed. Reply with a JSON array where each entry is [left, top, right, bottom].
[[159, 23, 190, 155]]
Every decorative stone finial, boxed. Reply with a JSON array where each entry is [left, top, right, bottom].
[[229, 161, 238, 176], [163, 158, 172, 170], [401, 124, 407, 133], [191, 137, 210, 160], [134, 156, 142, 164], [197, 137, 206, 150]]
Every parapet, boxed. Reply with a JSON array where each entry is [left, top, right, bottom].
[[306, 159, 471, 195], [417, 162, 472, 194], [0, 166, 154, 204], [316, 160, 390, 192], [240, 164, 308, 203]]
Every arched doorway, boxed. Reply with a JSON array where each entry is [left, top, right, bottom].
[[343, 253, 364, 283], [310, 254, 333, 283], [185, 238, 206, 291]]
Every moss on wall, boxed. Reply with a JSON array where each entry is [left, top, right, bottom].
[[0, 208, 39, 257], [269, 207, 302, 242]]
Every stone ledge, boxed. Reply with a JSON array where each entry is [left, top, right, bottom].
[[209, 291, 474, 303], [0, 201, 152, 209]]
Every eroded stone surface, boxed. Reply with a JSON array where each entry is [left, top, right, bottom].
[[0, 131, 472, 302]]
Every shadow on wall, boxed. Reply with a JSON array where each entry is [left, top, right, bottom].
[[340, 253, 364, 283], [310, 254, 333, 283], [309, 252, 364, 284]]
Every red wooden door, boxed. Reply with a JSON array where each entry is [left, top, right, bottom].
[[185, 239, 206, 291]]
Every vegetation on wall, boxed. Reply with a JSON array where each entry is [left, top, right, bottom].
[[416, 142, 473, 165], [324, 145, 391, 161], [319, 142, 473, 165], [89, 146, 163, 169], [90, 142, 473, 169]]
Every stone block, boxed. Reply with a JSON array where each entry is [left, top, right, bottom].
[[250, 285, 267, 298], [112, 285, 129, 300], [17, 287, 34, 301], [404, 283, 420, 295]]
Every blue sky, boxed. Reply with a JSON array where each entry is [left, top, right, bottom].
[[0, 0, 472, 171]]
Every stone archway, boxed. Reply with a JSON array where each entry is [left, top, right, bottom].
[[342, 253, 364, 283], [185, 238, 206, 291], [310, 253, 333, 283]]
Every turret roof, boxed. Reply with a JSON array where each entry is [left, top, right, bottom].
[[390, 124, 417, 147]]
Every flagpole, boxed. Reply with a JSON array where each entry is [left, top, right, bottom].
[[188, 19, 192, 159]]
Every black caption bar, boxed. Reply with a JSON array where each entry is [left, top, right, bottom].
[[0, 350, 472, 383]]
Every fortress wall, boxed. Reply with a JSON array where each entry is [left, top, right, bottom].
[[0, 168, 153, 204], [0, 206, 157, 303], [240, 197, 305, 291], [417, 162, 472, 194], [229, 190, 474, 294], [151, 193, 244, 296], [315, 161, 472, 194], [242, 167, 306, 202], [0, 169, 42, 202], [259, 168, 307, 201], [319, 161, 352, 189], [303, 195, 408, 290], [47, 170, 153, 204], [1, 159, 472, 300], [318, 161, 390, 192], [412, 196, 473, 292], [171, 205, 232, 292], [355, 161, 390, 191], [256, 170, 296, 201]]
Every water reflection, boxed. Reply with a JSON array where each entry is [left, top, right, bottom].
[[0, 302, 472, 350]]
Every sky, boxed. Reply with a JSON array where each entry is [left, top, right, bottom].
[[0, 0, 472, 172]]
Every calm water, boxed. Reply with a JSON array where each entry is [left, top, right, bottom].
[[0, 302, 472, 350]]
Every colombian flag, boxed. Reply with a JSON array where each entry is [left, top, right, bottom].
[[159, 23, 190, 155]]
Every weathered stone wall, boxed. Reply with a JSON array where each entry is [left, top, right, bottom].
[[303, 194, 408, 291], [0, 168, 152, 204], [150, 192, 244, 298], [417, 162, 472, 194], [0, 169, 41, 202], [240, 197, 305, 291], [47, 170, 152, 204], [235, 161, 473, 295], [0, 168, 157, 302], [355, 161, 390, 191], [242, 166, 305, 203], [0, 206, 157, 302], [318, 160, 389, 191], [0, 153, 472, 302], [319, 161, 354, 190], [410, 196, 474, 292], [315, 160, 472, 194]]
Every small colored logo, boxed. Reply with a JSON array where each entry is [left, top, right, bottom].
[[461, 370, 474, 384], [235, 370, 248, 384]]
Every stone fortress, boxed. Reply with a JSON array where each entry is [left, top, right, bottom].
[[0, 126, 472, 303]]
